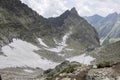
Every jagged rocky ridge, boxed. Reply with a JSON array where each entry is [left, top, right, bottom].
[[0, 0, 100, 67], [85, 13, 120, 45], [0, 0, 99, 48]]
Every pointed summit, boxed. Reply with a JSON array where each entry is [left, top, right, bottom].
[[48, 7, 80, 26], [107, 12, 118, 18], [70, 7, 78, 15]]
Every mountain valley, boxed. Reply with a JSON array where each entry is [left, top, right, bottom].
[[0, 0, 119, 80]]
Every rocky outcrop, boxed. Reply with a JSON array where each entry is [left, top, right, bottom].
[[43, 61, 91, 80], [43, 61, 81, 77], [87, 63, 120, 80], [42, 61, 120, 80]]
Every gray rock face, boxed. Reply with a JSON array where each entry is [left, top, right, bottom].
[[48, 7, 100, 52], [0, 0, 100, 54], [0, 0, 41, 47]]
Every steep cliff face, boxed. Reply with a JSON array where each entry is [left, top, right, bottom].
[[0, 0, 41, 47], [48, 7, 100, 52]]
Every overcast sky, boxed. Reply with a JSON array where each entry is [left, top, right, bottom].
[[20, 0, 120, 18]]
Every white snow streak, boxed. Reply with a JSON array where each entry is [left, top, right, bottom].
[[45, 46, 63, 53], [45, 31, 72, 52], [38, 38, 48, 47], [0, 39, 58, 70], [61, 31, 72, 46], [67, 53, 95, 65], [65, 48, 74, 51], [24, 69, 34, 73]]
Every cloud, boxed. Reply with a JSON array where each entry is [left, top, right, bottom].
[[20, 0, 120, 17], [20, 0, 68, 18], [74, 0, 120, 16]]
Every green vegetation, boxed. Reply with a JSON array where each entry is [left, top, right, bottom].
[[96, 61, 112, 68], [44, 61, 81, 80]]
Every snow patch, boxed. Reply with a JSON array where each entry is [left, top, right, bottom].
[[65, 48, 74, 51], [67, 53, 95, 65], [45, 46, 63, 53], [38, 38, 48, 47], [24, 69, 34, 73], [0, 39, 58, 70], [58, 53, 65, 57], [45, 31, 72, 53], [61, 31, 72, 46]]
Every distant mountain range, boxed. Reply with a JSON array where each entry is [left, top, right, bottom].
[[85, 12, 120, 45]]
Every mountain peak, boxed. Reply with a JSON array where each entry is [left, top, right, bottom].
[[70, 7, 78, 15], [93, 14, 102, 17], [48, 7, 80, 26], [107, 12, 118, 17]]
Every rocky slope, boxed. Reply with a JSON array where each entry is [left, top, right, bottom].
[[0, 0, 100, 48], [48, 7, 100, 53], [89, 40, 120, 66], [0, 0, 99, 70], [40, 41, 120, 80], [39, 61, 120, 80], [0, 0, 119, 80], [85, 13, 120, 45]]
